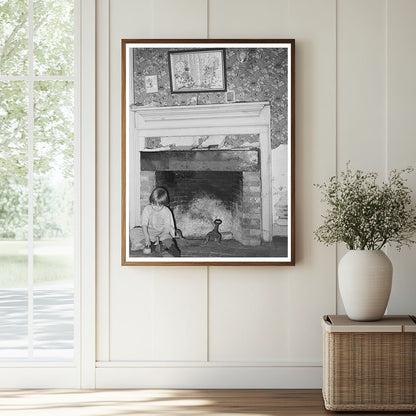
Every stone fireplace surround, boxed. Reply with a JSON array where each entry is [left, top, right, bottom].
[[129, 102, 272, 244]]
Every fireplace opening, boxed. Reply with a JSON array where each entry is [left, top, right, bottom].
[[156, 171, 242, 240], [140, 149, 263, 246], [140, 169, 262, 246]]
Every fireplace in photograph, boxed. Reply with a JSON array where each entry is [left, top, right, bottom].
[[129, 102, 273, 247], [140, 149, 261, 245]]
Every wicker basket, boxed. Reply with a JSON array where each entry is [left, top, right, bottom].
[[322, 315, 416, 411]]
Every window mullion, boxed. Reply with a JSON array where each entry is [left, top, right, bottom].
[[27, 0, 34, 360]]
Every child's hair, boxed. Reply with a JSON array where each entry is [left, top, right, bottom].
[[149, 187, 169, 206]]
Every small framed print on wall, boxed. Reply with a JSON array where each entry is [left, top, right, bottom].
[[122, 39, 295, 266], [144, 75, 158, 93], [225, 90, 235, 103]]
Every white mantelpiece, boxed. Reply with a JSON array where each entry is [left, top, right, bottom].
[[128, 102, 272, 242], [131, 102, 270, 138]]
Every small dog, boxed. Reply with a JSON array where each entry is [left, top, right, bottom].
[[204, 219, 222, 244]]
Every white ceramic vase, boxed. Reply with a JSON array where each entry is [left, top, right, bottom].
[[338, 250, 393, 321]]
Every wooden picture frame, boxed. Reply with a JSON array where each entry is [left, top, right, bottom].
[[122, 39, 295, 266], [168, 48, 226, 93]]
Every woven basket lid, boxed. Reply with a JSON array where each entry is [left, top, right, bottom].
[[322, 315, 416, 333]]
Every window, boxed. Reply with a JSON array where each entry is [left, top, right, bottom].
[[0, 0, 77, 361]]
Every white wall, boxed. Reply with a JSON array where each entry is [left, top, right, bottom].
[[95, 0, 416, 388]]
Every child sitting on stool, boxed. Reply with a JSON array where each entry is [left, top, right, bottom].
[[130, 187, 181, 257]]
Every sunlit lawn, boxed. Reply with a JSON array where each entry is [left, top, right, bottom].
[[0, 240, 73, 289]]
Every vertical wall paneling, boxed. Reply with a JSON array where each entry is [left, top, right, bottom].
[[386, 0, 416, 314], [150, 0, 207, 38], [206, 266, 210, 361], [209, 267, 290, 362], [209, 0, 290, 38], [96, 0, 110, 362], [151, 271, 208, 361], [336, 0, 387, 314], [286, 0, 337, 361], [336, 0, 387, 172]]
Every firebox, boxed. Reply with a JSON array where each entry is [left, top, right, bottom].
[[140, 149, 262, 245]]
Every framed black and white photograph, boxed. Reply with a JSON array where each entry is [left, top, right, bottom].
[[122, 39, 295, 265], [168, 48, 226, 93]]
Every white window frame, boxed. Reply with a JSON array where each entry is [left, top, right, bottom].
[[0, 0, 95, 388], [79, 0, 96, 389]]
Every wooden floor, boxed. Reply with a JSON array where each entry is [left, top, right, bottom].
[[0, 389, 413, 415]]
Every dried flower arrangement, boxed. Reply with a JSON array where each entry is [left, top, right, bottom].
[[314, 164, 416, 250]]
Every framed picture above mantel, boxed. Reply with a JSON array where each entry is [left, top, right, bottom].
[[168, 48, 226, 93], [122, 39, 295, 266]]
